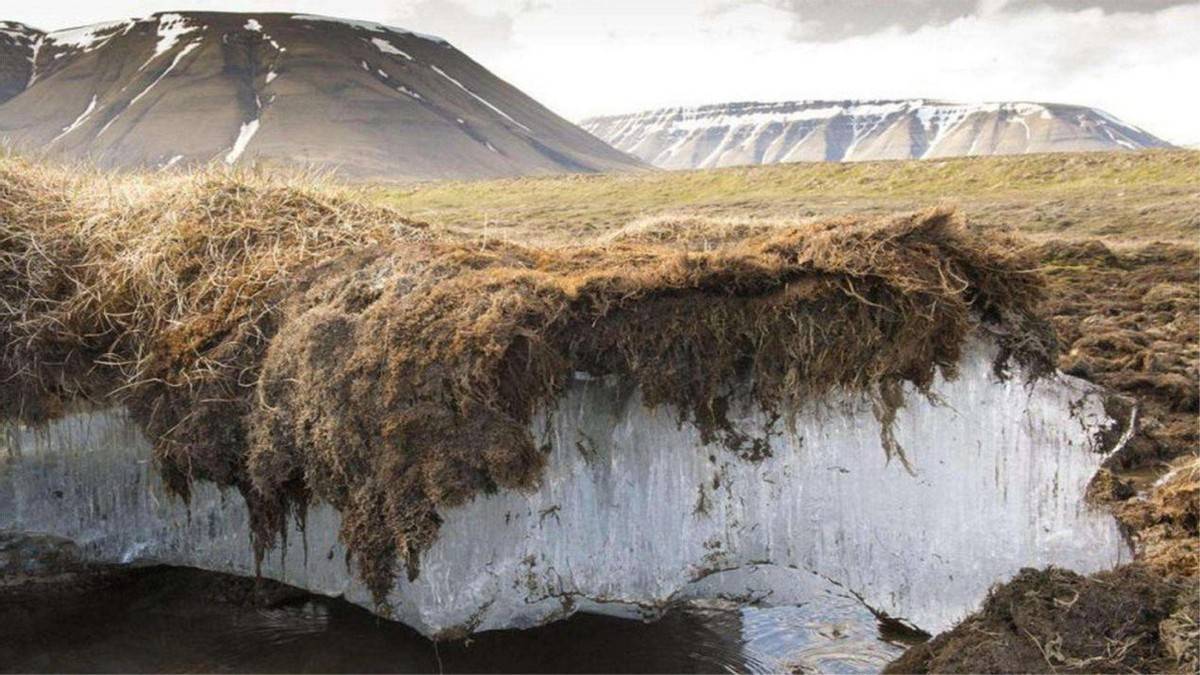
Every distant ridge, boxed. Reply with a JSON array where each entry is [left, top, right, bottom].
[[0, 12, 643, 180], [581, 100, 1172, 169]]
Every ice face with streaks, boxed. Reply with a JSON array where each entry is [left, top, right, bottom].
[[0, 339, 1129, 638]]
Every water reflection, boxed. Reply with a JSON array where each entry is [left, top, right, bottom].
[[0, 567, 914, 673], [739, 586, 919, 674]]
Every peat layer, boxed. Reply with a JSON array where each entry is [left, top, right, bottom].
[[0, 157, 1056, 604]]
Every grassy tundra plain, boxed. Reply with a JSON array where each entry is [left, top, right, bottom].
[[381, 149, 1198, 243]]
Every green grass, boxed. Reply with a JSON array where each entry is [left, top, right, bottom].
[[374, 149, 1200, 245]]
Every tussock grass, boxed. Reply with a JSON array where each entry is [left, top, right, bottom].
[[1, 156, 1056, 606]]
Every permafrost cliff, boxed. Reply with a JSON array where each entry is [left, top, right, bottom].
[[2, 339, 1130, 638]]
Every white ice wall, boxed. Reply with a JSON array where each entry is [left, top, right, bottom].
[[0, 339, 1130, 637]]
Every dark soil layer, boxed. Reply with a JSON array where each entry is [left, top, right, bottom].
[[884, 566, 1199, 674]]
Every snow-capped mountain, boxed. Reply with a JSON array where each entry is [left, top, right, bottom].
[[0, 12, 642, 180], [581, 100, 1172, 170]]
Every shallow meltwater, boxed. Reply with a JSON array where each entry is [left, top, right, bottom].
[[0, 567, 914, 673]]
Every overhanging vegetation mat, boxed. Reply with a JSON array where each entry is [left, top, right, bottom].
[[0, 158, 1056, 605]]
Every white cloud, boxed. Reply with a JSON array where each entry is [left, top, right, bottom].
[[5, 0, 1198, 143]]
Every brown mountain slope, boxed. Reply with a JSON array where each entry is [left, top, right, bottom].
[[0, 12, 643, 180]]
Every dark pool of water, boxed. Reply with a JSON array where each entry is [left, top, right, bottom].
[[0, 566, 915, 673]]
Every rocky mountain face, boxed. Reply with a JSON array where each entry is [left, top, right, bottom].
[[0, 22, 39, 103], [581, 100, 1172, 170], [0, 12, 642, 180]]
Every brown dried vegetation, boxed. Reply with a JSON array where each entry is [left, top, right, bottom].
[[884, 565, 1198, 674], [0, 157, 1055, 605], [1114, 458, 1200, 579], [1034, 238, 1199, 577]]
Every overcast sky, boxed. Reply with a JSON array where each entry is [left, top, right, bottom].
[[8, 1, 1198, 143]]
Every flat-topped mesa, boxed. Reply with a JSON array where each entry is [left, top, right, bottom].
[[581, 99, 1173, 169], [0, 12, 642, 179], [0, 159, 1129, 636]]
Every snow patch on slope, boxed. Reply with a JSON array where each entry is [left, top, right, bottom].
[[430, 64, 530, 132], [224, 119, 260, 164], [241, 19, 286, 53], [916, 104, 977, 158], [0, 22, 40, 41], [46, 20, 132, 51], [370, 37, 413, 60], [1014, 103, 1053, 119], [152, 13, 197, 58], [26, 35, 45, 86], [128, 41, 200, 109], [51, 95, 98, 142], [668, 101, 909, 133]]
